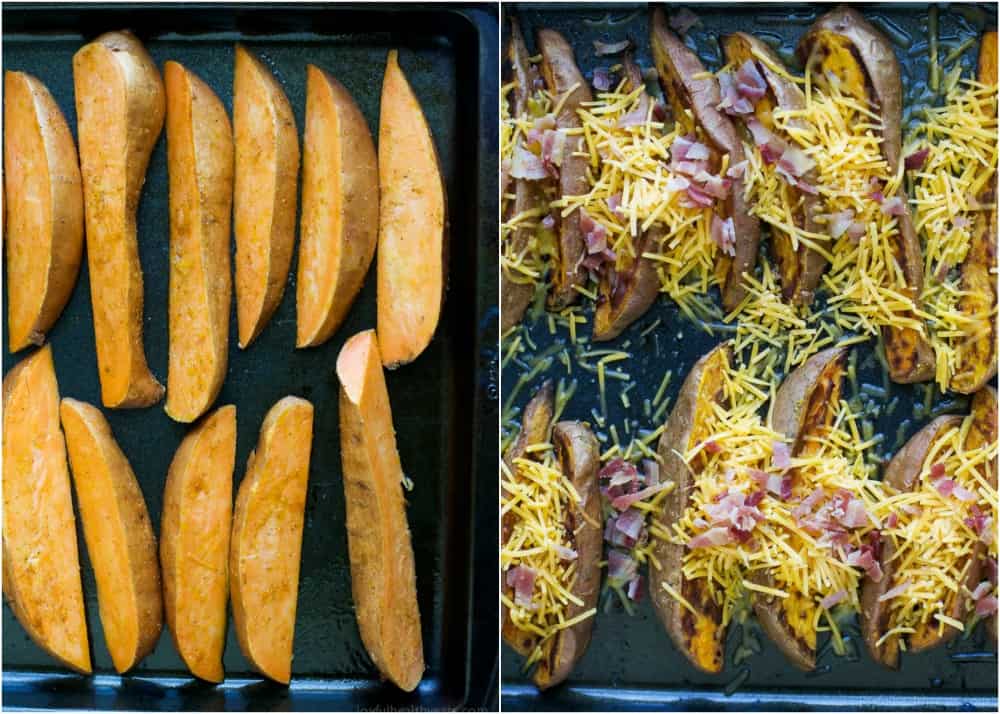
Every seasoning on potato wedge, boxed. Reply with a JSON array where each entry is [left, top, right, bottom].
[[73, 30, 165, 408], [60, 397, 163, 673], [336, 329, 424, 691], [233, 44, 300, 349], [377, 50, 447, 368], [3, 70, 83, 353], [501, 381, 601, 689], [164, 61, 234, 424], [161, 404, 236, 683], [230, 396, 313, 684], [2, 346, 91, 674], [296, 65, 378, 348]]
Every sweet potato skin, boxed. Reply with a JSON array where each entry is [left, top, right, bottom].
[[73, 30, 165, 407], [230, 396, 313, 684], [164, 61, 233, 423], [296, 65, 379, 348], [60, 397, 163, 673], [336, 330, 424, 691], [4, 71, 84, 352], [2, 346, 91, 674], [536, 29, 592, 311], [160, 404, 236, 683], [377, 50, 448, 368], [233, 44, 300, 349], [651, 10, 759, 312], [650, 342, 731, 674]]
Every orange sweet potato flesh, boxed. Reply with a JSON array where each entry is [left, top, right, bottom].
[[230, 396, 313, 684], [164, 61, 233, 423], [377, 50, 448, 368], [160, 404, 236, 682], [73, 30, 165, 407], [4, 71, 84, 353], [2, 346, 91, 674], [59, 397, 163, 673], [336, 330, 424, 691], [233, 44, 300, 349], [296, 65, 378, 348]]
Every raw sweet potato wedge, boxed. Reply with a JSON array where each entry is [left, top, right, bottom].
[[233, 44, 300, 348], [336, 329, 424, 691], [2, 346, 91, 674], [3, 70, 84, 352], [296, 65, 378, 348], [164, 61, 234, 423], [60, 397, 163, 673], [967, 386, 998, 640], [160, 404, 236, 683], [73, 30, 165, 407], [230, 396, 313, 684], [377, 50, 448, 368]]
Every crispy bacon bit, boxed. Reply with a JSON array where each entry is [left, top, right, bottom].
[[880, 196, 905, 216], [976, 595, 998, 617], [510, 144, 548, 180], [592, 66, 614, 91], [735, 60, 767, 100], [846, 221, 867, 242], [820, 589, 847, 609], [886, 511, 898, 528], [933, 476, 956, 497], [607, 193, 623, 217], [554, 544, 578, 561], [846, 546, 884, 582], [877, 579, 911, 603], [593, 38, 632, 56], [611, 482, 670, 511], [702, 439, 722, 455], [868, 190, 885, 204], [777, 146, 816, 178], [607, 549, 638, 583], [930, 462, 946, 479], [615, 507, 645, 540], [952, 484, 977, 501], [687, 526, 734, 549], [666, 175, 691, 193], [828, 210, 856, 239], [746, 489, 765, 508], [685, 141, 711, 161], [771, 441, 791, 470], [904, 147, 930, 170], [711, 215, 736, 257], [507, 566, 537, 607], [695, 172, 732, 200], [839, 497, 871, 528], [642, 459, 660, 486], [627, 574, 644, 602], [792, 486, 826, 521]]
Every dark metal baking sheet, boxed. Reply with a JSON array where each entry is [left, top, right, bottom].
[[1, 2, 498, 710], [500, 2, 998, 711]]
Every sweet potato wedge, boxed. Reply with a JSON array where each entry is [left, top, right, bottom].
[[160, 404, 236, 683], [60, 397, 163, 673], [336, 329, 424, 691], [377, 50, 447, 368], [799, 7, 934, 384], [3, 71, 84, 352], [2, 346, 90, 674], [230, 396, 313, 684], [296, 65, 378, 348], [164, 61, 233, 423], [720, 33, 825, 306], [651, 9, 760, 313], [536, 29, 592, 311], [593, 56, 661, 341], [752, 346, 847, 671], [73, 30, 165, 407], [233, 44, 300, 349], [650, 342, 731, 673]]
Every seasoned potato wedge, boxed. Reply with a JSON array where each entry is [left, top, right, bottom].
[[164, 61, 233, 423], [536, 29, 592, 311], [3, 71, 83, 352], [336, 330, 424, 691], [230, 396, 313, 684], [650, 342, 731, 673], [651, 9, 760, 313], [60, 397, 163, 673], [296, 65, 378, 348], [2, 346, 90, 674], [73, 30, 165, 407], [233, 44, 300, 349], [161, 404, 236, 683], [720, 33, 825, 306], [799, 7, 934, 384], [377, 50, 447, 368]]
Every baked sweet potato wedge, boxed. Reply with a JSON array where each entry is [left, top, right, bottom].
[[720, 33, 825, 306], [230, 396, 313, 684], [2, 346, 90, 674], [60, 397, 163, 673], [650, 342, 731, 673], [336, 329, 424, 691], [296, 65, 378, 348], [651, 9, 759, 313], [160, 404, 236, 683], [377, 50, 447, 368], [799, 7, 934, 384], [3, 71, 84, 353], [164, 61, 233, 423], [73, 30, 165, 407], [233, 44, 300, 349], [536, 29, 592, 311]]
